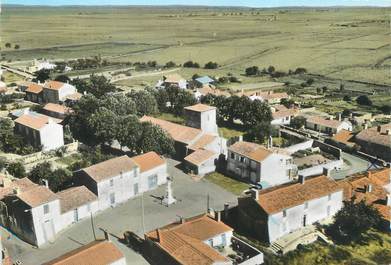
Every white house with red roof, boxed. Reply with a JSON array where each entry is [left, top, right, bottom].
[[14, 110, 64, 151], [306, 116, 352, 134], [43, 80, 77, 104]]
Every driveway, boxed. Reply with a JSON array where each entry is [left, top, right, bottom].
[[2, 159, 237, 265]]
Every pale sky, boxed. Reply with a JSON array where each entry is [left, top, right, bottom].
[[2, 0, 391, 7]]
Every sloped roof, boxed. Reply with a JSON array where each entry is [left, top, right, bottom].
[[56, 186, 97, 213], [184, 149, 217, 166], [44, 80, 65, 91], [140, 116, 202, 144], [130, 151, 165, 173], [82, 155, 137, 182], [17, 185, 59, 208], [25, 83, 43, 94], [0, 177, 36, 200], [188, 134, 217, 151], [184, 104, 216, 113], [195, 76, 214, 85], [257, 175, 342, 214], [272, 109, 297, 119], [145, 214, 232, 265], [356, 123, 391, 147], [332, 129, 355, 144], [42, 240, 124, 265], [43, 103, 72, 115], [164, 74, 185, 83], [306, 116, 345, 129], [228, 141, 272, 162], [15, 113, 61, 130]]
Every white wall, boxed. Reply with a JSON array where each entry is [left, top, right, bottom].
[[197, 155, 218, 176], [284, 140, 314, 154], [110, 257, 127, 265], [31, 199, 62, 247], [267, 190, 343, 243], [271, 116, 291, 125], [97, 168, 139, 211], [58, 84, 77, 101], [260, 154, 293, 186], [200, 109, 218, 135], [39, 122, 64, 151], [138, 164, 168, 193], [298, 159, 343, 177], [203, 231, 233, 248], [60, 200, 99, 228]]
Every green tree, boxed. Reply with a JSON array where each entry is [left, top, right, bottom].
[[127, 90, 158, 116], [291, 116, 306, 129], [87, 75, 116, 98], [138, 122, 175, 155], [326, 199, 382, 244], [100, 94, 136, 116], [116, 115, 142, 152], [267, 65, 275, 74], [5, 43, 11, 48], [14, 44, 20, 50], [245, 121, 273, 144], [88, 107, 119, 146], [29, 162, 52, 184], [204, 61, 219, 69], [34, 69, 51, 83], [164, 61, 176, 68], [29, 162, 72, 191], [245, 66, 260, 76], [7, 162, 26, 179], [55, 74, 71, 83], [356, 95, 372, 106]]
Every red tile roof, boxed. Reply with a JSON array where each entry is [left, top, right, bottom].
[[43, 240, 124, 265], [184, 104, 216, 113], [44, 80, 65, 91], [82, 155, 137, 182], [307, 116, 344, 129], [56, 186, 97, 213], [15, 113, 61, 130], [257, 175, 342, 214], [229, 141, 272, 162], [145, 214, 232, 265], [131, 151, 165, 173], [356, 123, 391, 147], [43, 103, 72, 115], [25, 83, 43, 94], [184, 149, 217, 166], [17, 185, 58, 208]]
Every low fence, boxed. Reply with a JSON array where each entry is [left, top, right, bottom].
[[313, 140, 342, 160], [298, 159, 343, 177], [11, 142, 79, 164], [232, 236, 264, 265], [284, 140, 314, 154]]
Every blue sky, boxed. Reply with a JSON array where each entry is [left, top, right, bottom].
[[3, 0, 391, 7]]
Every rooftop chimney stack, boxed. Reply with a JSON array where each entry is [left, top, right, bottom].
[[215, 211, 221, 222], [323, 167, 330, 177], [250, 188, 259, 201], [102, 229, 110, 241], [298, 175, 305, 184], [338, 113, 342, 121], [366, 184, 373, 193], [386, 195, 391, 206]]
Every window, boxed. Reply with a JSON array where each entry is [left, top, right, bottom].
[[328, 194, 332, 201], [43, 204, 49, 214], [221, 234, 227, 246], [134, 183, 139, 195], [304, 202, 308, 210], [240, 156, 244, 163], [230, 153, 235, 159], [110, 179, 114, 187], [283, 210, 287, 218], [148, 175, 158, 189]]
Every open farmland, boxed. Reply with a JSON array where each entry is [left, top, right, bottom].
[[0, 6, 390, 86]]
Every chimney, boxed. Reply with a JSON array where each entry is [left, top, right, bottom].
[[386, 129, 391, 135], [156, 229, 160, 242], [386, 195, 391, 206], [338, 113, 342, 121], [298, 175, 305, 184], [268, 136, 273, 149], [102, 229, 110, 241], [364, 123, 368, 130], [250, 188, 259, 200], [224, 203, 229, 220], [13, 187, 20, 195], [42, 179, 49, 188], [215, 211, 221, 222], [323, 167, 330, 177], [180, 217, 186, 224], [377, 125, 382, 132], [366, 184, 373, 193], [238, 135, 243, 142]]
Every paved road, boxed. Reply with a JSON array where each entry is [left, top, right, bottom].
[[2, 159, 237, 265], [332, 152, 371, 180]]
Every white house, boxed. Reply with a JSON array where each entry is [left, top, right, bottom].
[[43, 80, 78, 103], [238, 174, 343, 243], [77, 153, 167, 211], [306, 116, 352, 134], [156, 74, 187, 89], [227, 140, 297, 187], [42, 239, 126, 265], [248, 91, 289, 104], [271, 108, 297, 126], [141, 103, 227, 176], [14, 111, 64, 151]]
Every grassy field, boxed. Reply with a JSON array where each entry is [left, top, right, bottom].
[[236, 229, 391, 265], [204, 172, 249, 195], [1, 6, 389, 86]]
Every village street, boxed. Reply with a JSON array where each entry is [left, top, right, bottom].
[[1, 159, 238, 265]]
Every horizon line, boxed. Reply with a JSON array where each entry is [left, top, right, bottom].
[[2, 3, 390, 8]]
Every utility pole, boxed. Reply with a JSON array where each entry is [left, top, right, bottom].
[[90, 212, 96, 241], [141, 193, 145, 235]]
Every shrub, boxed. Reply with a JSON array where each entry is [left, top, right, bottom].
[[245, 66, 260, 76], [204, 61, 219, 69], [356, 95, 372, 106]]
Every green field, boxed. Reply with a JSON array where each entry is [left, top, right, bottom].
[[1, 6, 390, 86]]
